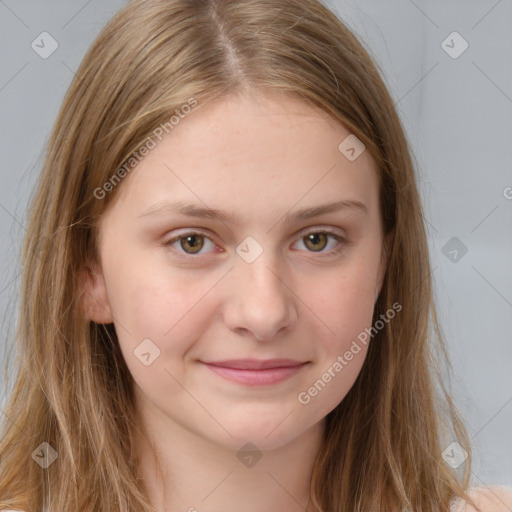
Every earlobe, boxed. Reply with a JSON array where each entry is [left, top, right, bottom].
[[78, 263, 114, 324]]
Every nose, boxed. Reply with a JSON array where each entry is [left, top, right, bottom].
[[223, 251, 298, 342]]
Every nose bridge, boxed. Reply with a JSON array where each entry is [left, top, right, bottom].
[[235, 238, 287, 302], [244, 227, 298, 280], [225, 236, 297, 340]]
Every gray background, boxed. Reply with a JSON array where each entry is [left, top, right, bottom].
[[1, 0, 511, 488]]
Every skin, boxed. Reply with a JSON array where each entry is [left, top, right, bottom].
[[82, 89, 389, 512]]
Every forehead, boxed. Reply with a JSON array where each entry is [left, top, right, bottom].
[[102, 91, 380, 226]]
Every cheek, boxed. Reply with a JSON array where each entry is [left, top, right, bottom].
[[306, 259, 379, 352], [106, 259, 220, 362], [109, 274, 215, 403], [296, 270, 376, 416]]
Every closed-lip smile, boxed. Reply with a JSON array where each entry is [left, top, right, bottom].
[[200, 359, 309, 386]]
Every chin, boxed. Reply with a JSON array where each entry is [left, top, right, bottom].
[[206, 414, 317, 453]]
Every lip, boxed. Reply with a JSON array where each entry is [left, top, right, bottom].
[[200, 359, 308, 386]]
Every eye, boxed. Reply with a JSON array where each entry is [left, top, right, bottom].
[[163, 232, 216, 255], [293, 230, 346, 256], [162, 229, 347, 257]]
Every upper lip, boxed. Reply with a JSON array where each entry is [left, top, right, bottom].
[[201, 359, 306, 370]]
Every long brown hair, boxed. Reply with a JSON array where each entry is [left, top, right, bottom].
[[0, 0, 481, 510]]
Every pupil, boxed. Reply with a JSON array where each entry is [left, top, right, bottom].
[[308, 233, 325, 251], [181, 235, 203, 253]]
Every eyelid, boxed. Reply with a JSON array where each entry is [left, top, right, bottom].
[[296, 225, 347, 239]]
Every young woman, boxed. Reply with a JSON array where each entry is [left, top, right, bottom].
[[0, 0, 510, 511]]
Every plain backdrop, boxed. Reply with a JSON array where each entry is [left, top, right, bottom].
[[0, 0, 511, 488]]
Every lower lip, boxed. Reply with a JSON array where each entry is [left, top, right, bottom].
[[201, 363, 307, 386]]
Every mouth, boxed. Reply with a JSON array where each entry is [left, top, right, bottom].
[[199, 359, 309, 386]]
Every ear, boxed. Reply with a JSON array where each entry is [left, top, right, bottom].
[[375, 232, 392, 303], [78, 261, 114, 324]]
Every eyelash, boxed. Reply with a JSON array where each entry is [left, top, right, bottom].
[[162, 228, 348, 258]]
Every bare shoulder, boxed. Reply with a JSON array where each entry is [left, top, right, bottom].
[[451, 486, 512, 512]]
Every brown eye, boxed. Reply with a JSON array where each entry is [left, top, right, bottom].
[[303, 232, 328, 252], [164, 229, 345, 258], [164, 232, 215, 255], [179, 234, 205, 254], [294, 230, 346, 256]]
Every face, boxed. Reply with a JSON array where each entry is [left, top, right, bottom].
[[82, 91, 388, 451]]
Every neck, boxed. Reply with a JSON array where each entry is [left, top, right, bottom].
[[134, 401, 324, 512]]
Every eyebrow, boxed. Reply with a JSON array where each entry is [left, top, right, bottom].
[[137, 199, 368, 225]]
